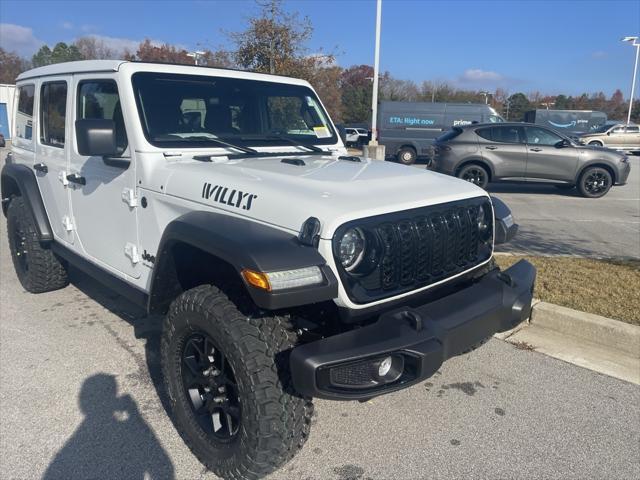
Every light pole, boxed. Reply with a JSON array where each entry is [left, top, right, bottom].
[[480, 91, 489, 104], [622, 36, 639, 125], [370, 0, 382, 146]]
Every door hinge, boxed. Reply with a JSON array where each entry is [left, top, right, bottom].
[[121, 188, 138, 208], [62, 216, 74, 232], [58, 171, 69, 186], [124, 242, 140, 264]]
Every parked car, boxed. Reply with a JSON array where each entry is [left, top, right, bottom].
[[0, 133, 5, 148], [378, 101, 504, 165], [523, 109, 607, 135], [3, 60, 533, 480], [431, 123, 631, 198], [579, 124, 640, 152], [344, 127, 369, 147]]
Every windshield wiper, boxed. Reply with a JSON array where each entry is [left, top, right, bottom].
[[169, 135, 258, 155], [239, 135, 329, 154]]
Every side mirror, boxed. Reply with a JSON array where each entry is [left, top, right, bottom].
[[606, 131, 611, 136], [555, 138, 571, 148], [75, 119, 118, 157]]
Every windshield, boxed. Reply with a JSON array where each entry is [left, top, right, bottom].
[[131, 72, 337, 149]]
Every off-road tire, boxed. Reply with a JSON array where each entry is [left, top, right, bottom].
[[577, 166, 612, 198], [161, 285, 313, 480], [6, 195, 68, 293], [397, 147, 417, 165]]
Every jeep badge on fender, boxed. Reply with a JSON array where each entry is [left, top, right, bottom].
[[2, 60, 535, 480]]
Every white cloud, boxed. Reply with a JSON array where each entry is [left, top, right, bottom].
[[60, 21, 73, 30], [81, 34, 143, 54], [591, 50, 607, 59], [0, 23, 45, 56], [459, 68, 504, 83]]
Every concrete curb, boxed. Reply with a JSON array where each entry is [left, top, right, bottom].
[[531, 302, 640, 358], [496, 301, 640, 384]]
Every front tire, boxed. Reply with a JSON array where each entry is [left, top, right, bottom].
[[161, 285, 312, 480], [588, 141, 604, 147], [397, 147, 417, 165], [577, 167, 612, 198], [457, 164, 490, 189], [6, 196, 68, 293]]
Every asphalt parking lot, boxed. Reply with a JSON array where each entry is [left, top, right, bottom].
[[1, 149, 639, 479], [489, 156, 640, 259]]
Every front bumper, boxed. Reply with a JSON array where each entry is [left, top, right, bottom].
[[290, 259, 536, 400], [617, 161, 631, 185]]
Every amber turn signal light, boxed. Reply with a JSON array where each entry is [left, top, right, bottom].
[[241, 269, 271, 291]]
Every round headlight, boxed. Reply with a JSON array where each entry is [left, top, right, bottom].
[[338, 228, 366, 271]]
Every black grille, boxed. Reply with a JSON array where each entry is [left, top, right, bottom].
[[333, 198, 492, 304]]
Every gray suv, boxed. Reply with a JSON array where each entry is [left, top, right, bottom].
[[430, 123, 631, 198]]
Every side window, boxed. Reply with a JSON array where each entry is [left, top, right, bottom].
[[525, 127, 562, 146], [612, 126, 625, 134], [15, 84, 35, 141], [77, 80, 128, 154], [491, 126, 522, 143], [625, 126, 639, 134], [476, 127, 493, 141], [40, 82, 67, 148]]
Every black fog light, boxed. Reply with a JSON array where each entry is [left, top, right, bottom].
[[328, 354, 405, 389]]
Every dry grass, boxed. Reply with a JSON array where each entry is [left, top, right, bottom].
[[495, 255, 640, 325]]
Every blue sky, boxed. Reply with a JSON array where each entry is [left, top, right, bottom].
[[0, 0, 638, 97]]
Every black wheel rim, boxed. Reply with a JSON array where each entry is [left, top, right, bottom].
[[462, 168, 486, 186], [584, 170, 609, 195], [181, 332, 241, 442], [11, 219, 29, 273]]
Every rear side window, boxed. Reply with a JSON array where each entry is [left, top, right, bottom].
[[15, 85, 35, 141], [476, 126, 522, 144], [40, 82, 67, 148], [436, 128, 462, 142], [626, 126, 639, 133]]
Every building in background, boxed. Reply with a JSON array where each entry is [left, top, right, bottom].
[[0, 84, 17, 140]]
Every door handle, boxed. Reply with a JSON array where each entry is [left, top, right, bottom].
[[66, 173, 86, 186], [33, 163, 48, 174], [485, 146, 498, 150], [530, 147, 542, 152]]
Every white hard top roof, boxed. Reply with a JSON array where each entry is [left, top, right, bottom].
[[16, 60, 309, 86]]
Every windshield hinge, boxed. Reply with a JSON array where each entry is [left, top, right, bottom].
[[121, 188, 138, 208]]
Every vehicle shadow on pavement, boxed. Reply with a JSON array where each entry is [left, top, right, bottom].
[[64, 267, 173, 416], [43, 373, 175, 480], [488, 183, 581, 196]]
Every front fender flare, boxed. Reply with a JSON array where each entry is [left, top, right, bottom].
[[148, 211, 338, 314], [1, 163, 53, 243]]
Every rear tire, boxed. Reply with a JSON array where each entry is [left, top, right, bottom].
[[161, 285, 313, 480], [6, 195, 68, 293], [397, 147, 417, 165], [577, 167, 612, 198], [457, 164, 490, 189]]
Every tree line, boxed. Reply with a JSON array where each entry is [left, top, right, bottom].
[[1, 0, 637, 124]]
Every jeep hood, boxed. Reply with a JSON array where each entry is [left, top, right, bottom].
[[160, 154, 488, 239]]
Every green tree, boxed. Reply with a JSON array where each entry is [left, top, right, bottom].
[[32, 42, 82, 67], [505, 92, 530, 121], [340, 65, 373, 124]]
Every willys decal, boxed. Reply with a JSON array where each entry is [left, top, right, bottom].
[[202, 183, 258, 211]]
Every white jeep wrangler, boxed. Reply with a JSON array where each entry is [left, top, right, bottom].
[[3, 60, 535, 480]]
